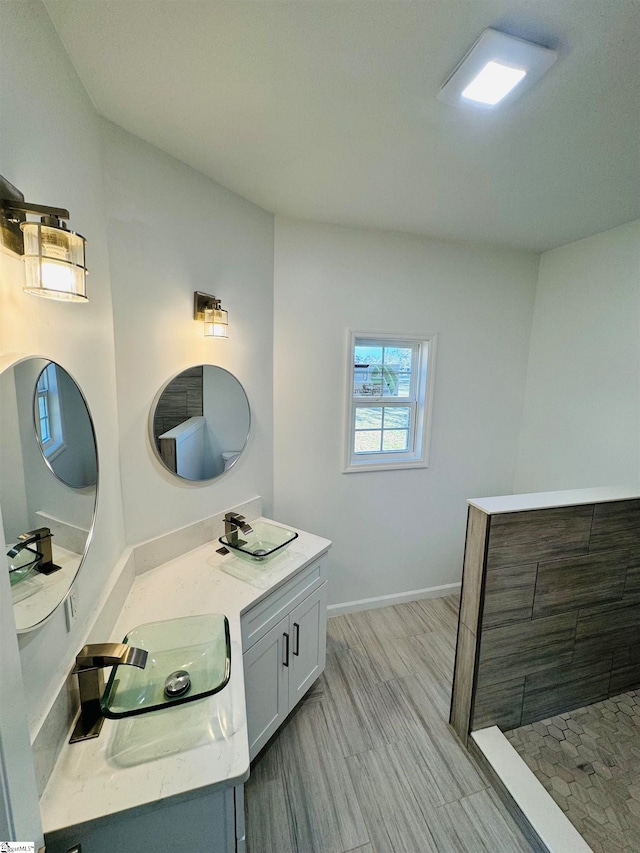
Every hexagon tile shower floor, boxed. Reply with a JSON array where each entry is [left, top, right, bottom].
[[506, 690, 640, 853]]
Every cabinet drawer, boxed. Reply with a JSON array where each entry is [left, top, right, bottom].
[[241, 558, 325, 650]]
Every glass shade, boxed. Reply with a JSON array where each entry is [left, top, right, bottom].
[[21, 222, 87, 301], [204, 306, 228, 338]]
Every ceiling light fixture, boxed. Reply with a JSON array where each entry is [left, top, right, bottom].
[[0, 174, 88, 301], [194, 291, 228, 338], [437, 29, 557, 109]]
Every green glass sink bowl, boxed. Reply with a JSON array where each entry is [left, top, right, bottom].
[[8, 546, 42, 586], [219, 520, 298, 562], [101, 613, 230, 719]]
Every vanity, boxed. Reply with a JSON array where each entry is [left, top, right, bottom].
[[0, 354, 329, 851], [39, 519, 331, 853]]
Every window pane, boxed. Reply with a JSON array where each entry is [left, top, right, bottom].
[[354, 345, 383, 396], [40, 417, 51, 444], [382, 407, 411, 428], [355, 407, 383, 429], [382, 430, 409, 451], [354, 345, 382, 365], [373, 364, 398, 395], [383, 346, 413, 397], [354, 430, 382, 453], [38, 395, 51, 443], [37, 369, 49, 392]]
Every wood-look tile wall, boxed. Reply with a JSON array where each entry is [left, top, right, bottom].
[[152, 366, 203, 445], [450, 499, 640, 741]]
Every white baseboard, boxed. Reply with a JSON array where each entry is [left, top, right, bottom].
[[327, 581, 461, 617]]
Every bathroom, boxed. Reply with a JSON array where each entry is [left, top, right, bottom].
[[1, 1, 639, 851]]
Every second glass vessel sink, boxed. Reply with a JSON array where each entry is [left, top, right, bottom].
[[219, 520, 298, 562], [8, 546, 42, 585], [101, 613, 230, 719]]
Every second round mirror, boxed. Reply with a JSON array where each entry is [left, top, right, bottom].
[[150, 366, 250, 482]]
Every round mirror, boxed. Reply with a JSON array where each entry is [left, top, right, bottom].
[[150, 365, 250, 482], [1, 358, 98, 632]]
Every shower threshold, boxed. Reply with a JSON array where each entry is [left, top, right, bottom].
[[471, 726, 591, 852], [472, 692, 640, 852]]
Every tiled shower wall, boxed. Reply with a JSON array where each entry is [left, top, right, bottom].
[[152, 365, 203, 442], [451, 499, 640, 740]]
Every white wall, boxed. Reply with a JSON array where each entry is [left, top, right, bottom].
[[0, 371, 29, 538], [515, 220, 640, 492], [0, 1, 274, 737], [0, 0, 126, 731], [203, 367, 251, 477], [101, 122, 274, 544], [273, 219, 539, 606]]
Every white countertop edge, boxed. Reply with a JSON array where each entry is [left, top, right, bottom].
[[39, 518, 331, 835], [471, 727, 593, 853], [468, 484, 640, 515]]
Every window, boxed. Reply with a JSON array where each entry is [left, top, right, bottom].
[[35, 363, 65, 460], [344, 331, 436, 473]]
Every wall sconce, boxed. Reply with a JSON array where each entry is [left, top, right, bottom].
[[194, 291, 228, 338], [0, 173, 88, 302]]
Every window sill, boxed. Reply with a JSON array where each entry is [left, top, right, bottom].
[[342, 458, 428, 474]]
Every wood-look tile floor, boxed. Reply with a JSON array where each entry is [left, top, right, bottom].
[[245, 595, 536, 853]]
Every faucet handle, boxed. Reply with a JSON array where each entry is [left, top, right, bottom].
[[17, 527, 51, 543]]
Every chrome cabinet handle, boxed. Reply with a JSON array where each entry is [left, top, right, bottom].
[[283, 632, 290, 667], [293, 622, 300, 656]]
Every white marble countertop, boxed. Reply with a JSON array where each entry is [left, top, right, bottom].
[[39, 518, 331, 835], [468, 484, 640, 515]]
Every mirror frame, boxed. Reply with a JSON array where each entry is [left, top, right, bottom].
[[148, 364, 251, 484], [1, 354, 99, 633]]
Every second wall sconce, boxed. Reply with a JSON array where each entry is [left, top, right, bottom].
[[193, 291, 229, 338], [1, 173, 88, 302]]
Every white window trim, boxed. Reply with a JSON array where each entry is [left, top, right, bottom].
[[343, 330, 437, 474]]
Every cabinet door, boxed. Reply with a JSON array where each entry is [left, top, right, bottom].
[[243, 614, 290, 760], [289, 583, 327, 709]]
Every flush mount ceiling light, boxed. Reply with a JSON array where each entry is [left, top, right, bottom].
[[437, 28, 557, 109], [194, 291, 228, 338], [0, 173, 88, 301]]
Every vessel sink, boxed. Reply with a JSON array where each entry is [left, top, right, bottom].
[[101, 613, 230, 719], [8, 546, 42, 586], [219, 520, 298, 563]]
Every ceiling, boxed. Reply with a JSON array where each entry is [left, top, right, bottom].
[[43, 0, 640, 252]]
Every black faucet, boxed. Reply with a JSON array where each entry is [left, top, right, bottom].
[[6, 527, 61, 575]]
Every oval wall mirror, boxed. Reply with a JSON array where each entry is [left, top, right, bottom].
[[150, 365, 250, 482], [1, 358, 98, 632]]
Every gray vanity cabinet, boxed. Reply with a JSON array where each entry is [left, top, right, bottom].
[[241, 558, 328, 760], [45, 784, 244, 853]]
